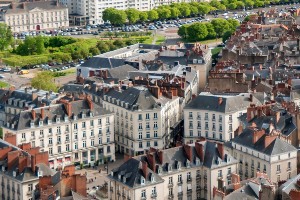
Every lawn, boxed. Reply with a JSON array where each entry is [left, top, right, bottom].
[[211, 47, 222, 58], [155, 35, 166, 45], [0, 81, 9, 88], [143, 36, 154, 44]]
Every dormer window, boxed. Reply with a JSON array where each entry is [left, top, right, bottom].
[[118, 174, 121, 180], [151, 174, 155, 183], [30, 121, 34, 128], [177, 162, 181, 170], [157, 166, 162, 174], [74, 115, 77, 120], [82, 113, 86, 118], [90, 112, 93, 117], [123, 177, 126, 183], [195, 158, 200, 166], [141, 177, 145, 185], [56, 117, 60, 123], [64, 116, 68, 122], [39, 121, 43, 127], [168, 164, 172, 172], [110, 171, 114, 176], [186, 160, 190, 168], [48, 119, 52, 125]]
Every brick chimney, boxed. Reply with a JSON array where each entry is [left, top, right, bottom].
[[195, 142, 204, 162], [147, 153, 156, 172], [158, 150, 163, 164], [247, 104, 257, 122], [217, 143, 224, 160], [253, 129, 265, 144], [64, 102, 72, 117], [141, 160, 148, 178], [41, 108, 45, 120], [4, 133, 16, 146], [275, 112, 280, 123], [264, 135, 277, 148], [18, 143, 31, 151], [87, 98, 93, 110], [8, 150, 21, 170], [231, 173, 240, 184], [0, 146, 12, 160], [183, 144, 193, 161], [18, 155, 28, 173], [31, 109, 36, 120], [218, 97, 223, 105]]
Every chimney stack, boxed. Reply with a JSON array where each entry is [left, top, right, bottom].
[[195, 142, 204, 162], [141, 161, 148, 178], [253, 130, 265, 144], [31, 109, 36, 120], [41, 108, 45, 120], [65, 102, 72, 117], [264, 135, 277, 148], [217, 143, 224, 160], [218, 97, 223, 105], [183, 144, 193, 161], [158, 150, 163, 164]]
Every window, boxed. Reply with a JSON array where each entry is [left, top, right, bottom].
[[91, 140, 94, 146], [106, 117, 109, 124], [99, 138, 102, 144], [146, 132, 150, 138], [154, 113, 158, 119], [220, 133, 223, 140], [212, 123, 216, 131], [229, 124, 232, 132], [82, 122, 86, 128], [277, 165, 281, 172], [28, 184, 33, 191], [83, 131, 86, 138], [58, 136, 61, 144], [83, 141, 86, 148], [227, 167, 231, 175], [229, 115, 232, 122], [205, 131, 208, 137], [147, 141, 150, 147], [31, 131, 35, 137], [146, 122, 150, 129], [139, 142, 143, 148], [205, 122, 209, 130], [98, 119, 101, 125], [197, 112, 201, 119], [288, 162, 291, 170], [219, 115, 222, 122], [187, 172, 191, 180], [178, 174, 182, 182], [40, 139, 44, 147], [49, 138, 52, 145], [154, 141, 158, 146], [138, 114, 142, 121], [198, 130, 201, 137], [49, 128, 52, 134], [57, 126, 61, 134], [74, 123, 78, 130], [277, 175, 280, 182], [169, 177, 173, 184], [212, 114, 215, 121], [91, 130, 94, 136], [154, 122, 158, 129], [219, 124, 222, 132], [90, 120, 94, 126], [138, 123, 143, 130], [49, 147, 53, 155], [197, 121, 201, 129], [107, 137, 110, 143], [66, 144, 70, 151], [218, 170, 222, 177], [141, 190, 146, 198], [139, 132, 142, 139], [189, 130, 193, 137], [146, 113, 150, 120], [22, 132, 26, 139], [189, 112, 193, 119], [152, 186, 156, 195], [169, 188, 173, 195], [205, 113, 208, 120], [189, 121, 193, 128]]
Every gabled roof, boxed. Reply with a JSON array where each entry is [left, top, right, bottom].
[[80, 57, 126, 69]]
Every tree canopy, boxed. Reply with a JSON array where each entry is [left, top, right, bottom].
[[31, 71, 58, 92], [0, 23, 13, 51]]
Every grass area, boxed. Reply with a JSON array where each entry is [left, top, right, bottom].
[[155, 35, 166, 45], [212, 47, 222, 58], [0, 81, 9, 88], [143, 36, 154, 44], [181, 38, 222, 44], [52, 68, 76, 77], [64, 68, 76, 74]]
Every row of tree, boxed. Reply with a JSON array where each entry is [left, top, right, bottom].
[[178, 18, 239, 42], [102, 0, 289, 25]]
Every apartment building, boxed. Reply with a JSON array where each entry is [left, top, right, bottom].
[[183, 93, 261, 143], [102, 86, 180, 156], [226, 127, 298, 183], [2, 97, 115, 169], [0, 1, 69, 32], [0, 139, 54, 200], [108, 139, 238, 200]]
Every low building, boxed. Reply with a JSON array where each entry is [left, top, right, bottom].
[[2, 97, 115, 169], [0, 139, 54, 200], [0, 1, 69, 32], [102, 86, 180, 155], [278, 173, 300, 200], [183, 93, 261, 143], [226, 126, 298, 183], [108, 139, 238, 200]]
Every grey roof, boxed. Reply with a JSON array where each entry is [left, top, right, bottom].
[[5, 1, 67, 14], [184, 94, 261, 113], [225, 185, 257, 200], [230, 128, 297, 155], [80, 57, 126, 69], [107, 64, 137, 80], [7, 99, 112, 131], [108, 158, 163, 188], [279, 173, 300, 195]]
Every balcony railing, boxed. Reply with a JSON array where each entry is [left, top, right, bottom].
[[187, 178, 192, 182], [168, 194, 174, 199], [178, 191, 183, 196], [151, 193, 157, 198], [168, 183, 173, 187], [177, 180, 183, 185], [196, 175, 201, 179]]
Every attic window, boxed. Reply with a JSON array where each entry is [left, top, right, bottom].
[[56, 117, 60, 123], [48, 119, 52, 125], [118, 174, 121, 180], [198, 59, 202, 64], [168, 165, 172, 172], [177, 162, 181, 170], [110, 171, 114, 176], [30, 121, 34, 128], [157, 167, 162, 174], [64, 116, 68, 122], [195, 158, 200, 166], [90, 112, 93, 117], [123, 177, 126, 183], [74, 115, 77, 120], [193, 59, 197, 64], [151, 175, 155, 183], [82, 113, 86, 118], [186, 160, 190, 168], [39, 121, 43, 127], [141, 177, 145, 185]]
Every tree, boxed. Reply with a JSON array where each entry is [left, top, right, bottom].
[[31, 71, 58, 92], [89, 47, 100, 55], [0, 23, 13, 51], [222, 30, 233, 43], [236, 1, 245, 8], [139, 12, 148, 22], [189, 4, 199, 16], [187, 23, 208, 41], [126, 8, 140, 24], [96, 41, 109, 53], [178, 5, 191, 17], [227, 18, 240, 32], [204, 22, 217, 39], [156, 8, 171, 19], [228, 2, 237, 9], [178, 25, 189, 39], [211, 18, 230, 37], [102, 8, 116, 23], [35, 36, 46, 55], [113, 39, 126, 48], [244, 0, 254, 8], [197, 4, 211, 15], [110, 10, 127, 26], [170, 7, 180, 19], [147, 10, 159, 21]]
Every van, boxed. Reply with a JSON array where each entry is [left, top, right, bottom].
[[19, 70, 29, 75]]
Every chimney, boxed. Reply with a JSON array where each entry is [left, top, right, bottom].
[[32, 91, 38, 101], [297, 38, 300, 51], [249, 94, 253, 102], [158, 150, 163, 164], [31, 109, 36, 120], [41, 108, 45, 119], [236, 125, 243, 136], [275, 112, 280, 123], [218, 97, 223, 105], [264, 135, 277, 148], [87, 98, 93, 110], [253, 130, 265, 144], [183, 144, 193, 161], [4, 134, 16, 146], [141, 160, 148, 178], [195, 142, 204, 162], [247, 105, 257, 122], [65, 102, 72, 117], [217, 143, 224, 160], [147, 153, 156, 172], [231, 173, 240, 184]]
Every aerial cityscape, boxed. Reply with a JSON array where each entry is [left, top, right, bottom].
[[0, 0, 300, 200]]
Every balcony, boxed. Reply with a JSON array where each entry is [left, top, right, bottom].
[[276, 170, 281, 174], [151, 193, 157, 198], [187, 189, 192, 194], [168, 183, 173, 188], [27, 190, 32, 195], [287, 167, 291, 171], [178, 191, 183, 197], [177, 180, 183, 185], [196, 175, 201, 179], [187, 178, 192, 183], [168, 194, 174, 199]]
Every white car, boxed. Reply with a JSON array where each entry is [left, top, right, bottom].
[[3, 68, 11, 72], [0, 75, 5, 78]]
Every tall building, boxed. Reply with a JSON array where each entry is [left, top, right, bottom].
[[108, 139, 238, 200], [102, 86, 180, 156], [0, 139, 54, 200], [183, 93, 262, 143], [3, 97, 115, 169], [0, 1, 69, 32]]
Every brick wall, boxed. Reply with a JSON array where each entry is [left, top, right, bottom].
[[0, 146, 12, 160], [4, 133, 16, 146]]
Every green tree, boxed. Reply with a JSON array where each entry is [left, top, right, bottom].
[[227, 18, 240, 31], [157, 8, 171, 19], [111, 10, 127, 26], [96, 41, 109, 53], [244, 0, 254, 8], [187, 23, 208, 41], [228, 2, 237, 9], [0, 23, 13, 51], [222, 30, 233, 43], [126, 8, 140, 24], [197, 4, 211, 15], [113, 39, 126, 48], [103, 8, 116, 23], [204, 22, 217, 39], [211, 18, 230, 37], [236, 1, 245, 8], [170, 7, 180, 19], [89, 47, 100, 55], [147, 10, 159, 21], [31, 71, 58, 92], [189, 4, 199, 16], [35, 36, 46, 55], [139, 12, 148, 22], [178, 5, 191, 17], [178, 24, 189, 39]]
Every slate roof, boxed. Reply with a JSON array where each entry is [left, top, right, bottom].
[[80, 57, 126, 69], [279, 173, 300, 196], [7, 99, 112, 131], [5, 1, 67, 14], [107, 64, 136, 80], [184, 94, 261, 113], [108, 158, 163, 188], [230, 128, 297, 155]]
